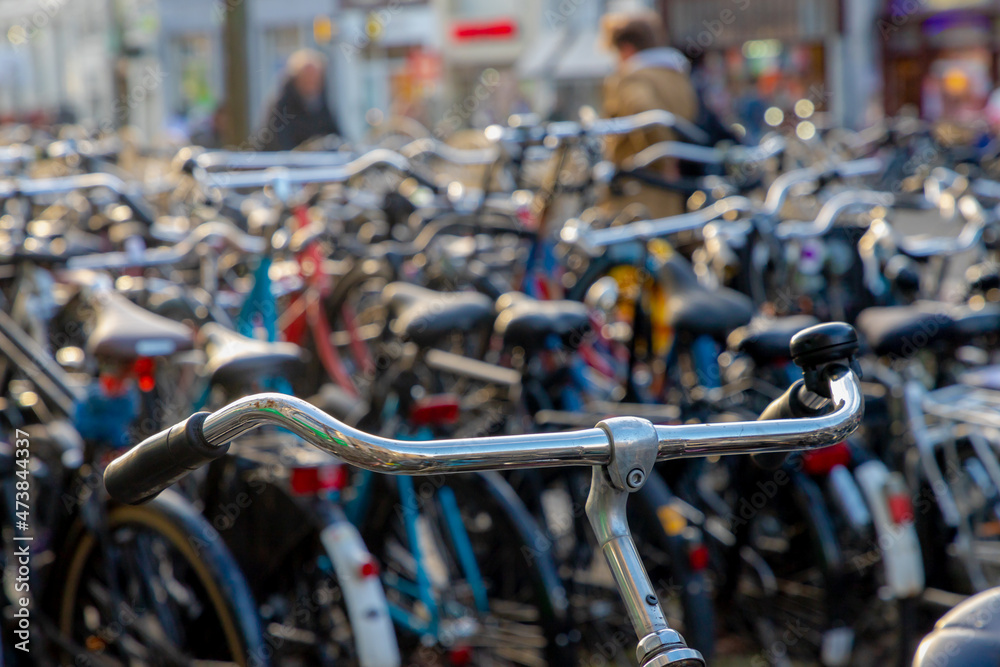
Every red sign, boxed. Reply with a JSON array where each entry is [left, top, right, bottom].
[[451, 18, 517, 41]]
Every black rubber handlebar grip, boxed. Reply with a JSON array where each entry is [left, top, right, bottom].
[[752, 379, 822, 470], [104, 412, 228, 505]]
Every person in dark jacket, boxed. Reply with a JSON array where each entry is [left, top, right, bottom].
[[260, 49, 340, 150]]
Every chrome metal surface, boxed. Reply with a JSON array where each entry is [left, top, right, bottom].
[[972, 177, 1000, 201], [399, 138, 500, 165], [585, 465, 673, 651], [585, 453, 704, 666], [598, 417, 659, 492], [0, 172, 132, 197], [0, 144, 34, 165], [923, 384, 1000, 429], [576, 197, 752, 249], [642, 651, 705, 667], [191, 148, 354, 172], [67, 220, 265, 270], [627, 141, 725, 169], [762, 158, 882, 215], [895, 194, 987, 257], [729, 134, 786, 165], [203, 149, 418, 190], [638, 630, 705, 667], [775, 190, 894, 240], [655, 366, 862, 460], [201, 393, 613, 473], [196, 367, 862, 474], [584, 110, 710, 145]]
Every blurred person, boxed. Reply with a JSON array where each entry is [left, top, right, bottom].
[[735, 77, 767, 142], [190, 102, 230, 148], [260, 49, 340, 150], [599, 10, 698, 218], [986, 86, 1000, 133]]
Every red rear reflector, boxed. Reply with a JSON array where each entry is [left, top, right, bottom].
[[133, 357, 155, 375], [409, 395, 460, 426], [99, 374, 127, 396], [289, 464, 346, 496], [358, 559, 379, 578], [888, 494, 914, 525], [688, 544, 710, 571], [133, 357, 156, 392], [802, 442, 851, 475], [449, 646, 473, 665]]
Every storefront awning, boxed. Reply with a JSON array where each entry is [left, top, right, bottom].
[[516, 28, 568, 79], [552, 31, 615, 80]]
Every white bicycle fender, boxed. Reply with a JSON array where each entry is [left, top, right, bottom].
[[321, 520, 401, 667], [854, 460, 925, 598]]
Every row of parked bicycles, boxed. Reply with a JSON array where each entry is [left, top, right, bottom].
[[1, 113, 1000, 666]]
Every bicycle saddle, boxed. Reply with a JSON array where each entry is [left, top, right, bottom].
[[914, 588, 1000, 667], [669, 284, 755, 344], [950, 302, 1000, 339], [87, 291, 194, 361], [728, 314, 820, 365], [967, 261, 1000, 293], [383, 282, 439, 317], [383, 282, 495, 347], [494, 295, 591, 351], [855, 302, 955, 357], [200, 323, 302, 387]]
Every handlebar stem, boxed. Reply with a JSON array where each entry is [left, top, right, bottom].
[[586, 417, 705, 665]]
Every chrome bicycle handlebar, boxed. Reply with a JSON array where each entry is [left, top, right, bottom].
[[187, 148, 355, 172], [198, 365, 860, 472], [400, 138, 500, 166], [0, 172, 134, 197], [775, 190, 894, 240], [196, 149, 434, 191], [626, 135, 787, 171], [563, 196, 753, 250], [66, 219, 265, 270], [582, 110, 712, 145], [105, 365, 861, 497], [763, 157, 883, 215]]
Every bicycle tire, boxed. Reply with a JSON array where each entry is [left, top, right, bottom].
[[355, 470, 576, 666], [51, 488, 266, 666], [630, 470, 716, 658]]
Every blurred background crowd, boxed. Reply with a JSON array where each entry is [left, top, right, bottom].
[[1, 0, 996, 148]]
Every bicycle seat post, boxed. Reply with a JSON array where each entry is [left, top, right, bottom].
[[586, 417, 706, 667]]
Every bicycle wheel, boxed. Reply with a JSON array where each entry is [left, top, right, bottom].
[[722, 465, 852, 666], [630, 471, 716, 658], [354, 470, 574, 666], [51, 489, 266, 666]]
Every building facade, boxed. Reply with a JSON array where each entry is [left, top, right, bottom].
[[881, 0, 1000, 122]]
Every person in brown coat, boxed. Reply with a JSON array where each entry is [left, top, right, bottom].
[[600, 11, 699, 219]]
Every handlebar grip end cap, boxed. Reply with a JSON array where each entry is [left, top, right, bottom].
[[104, 412, 227, 505]]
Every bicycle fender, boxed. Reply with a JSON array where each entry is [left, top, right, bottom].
[[319, 510, 401, 667], [854, 460, 925, 598]]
